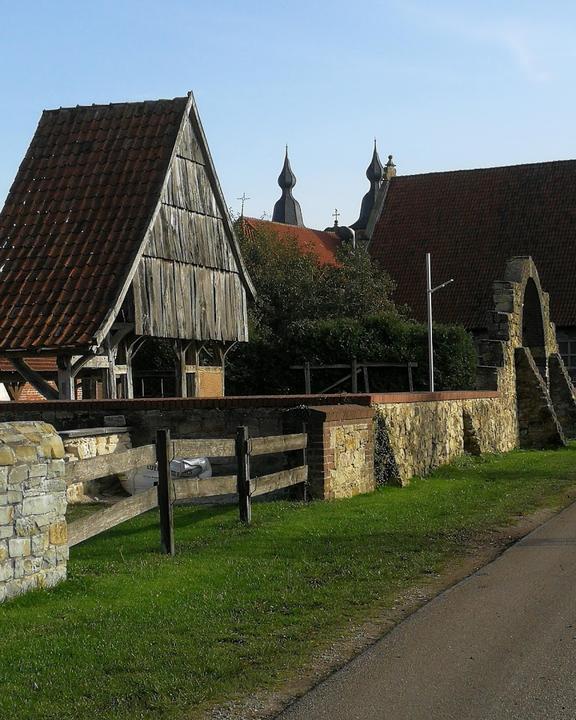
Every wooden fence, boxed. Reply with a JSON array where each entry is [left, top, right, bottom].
[[66, 426, 308, 554]]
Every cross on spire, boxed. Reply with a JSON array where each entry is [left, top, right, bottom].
[[236, 192, 250, 216], [332, 208, 340, 226]]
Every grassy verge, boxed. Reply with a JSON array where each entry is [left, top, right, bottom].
[[2, 445, 576, 720]]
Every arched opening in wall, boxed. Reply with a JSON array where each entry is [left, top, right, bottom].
[[521, 278, 547, 380]]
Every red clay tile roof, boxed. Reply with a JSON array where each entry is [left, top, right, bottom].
[[0, 357, 56, 373], [370, 160, 576, 329], [0, 97, 188, 352], [242, 217, 340, 266]]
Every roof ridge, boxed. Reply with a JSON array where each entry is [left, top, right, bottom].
[[245, 217, 336, 235], [43, 96, 189, 114], [394, 158, 576, 181]]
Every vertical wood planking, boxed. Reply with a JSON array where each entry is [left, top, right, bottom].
[[156, 429, 175, 555]]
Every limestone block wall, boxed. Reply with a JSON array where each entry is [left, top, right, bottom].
[[60, 428, 133, 503], [0, 421, 67, 603], [373, 392, 517, 485]]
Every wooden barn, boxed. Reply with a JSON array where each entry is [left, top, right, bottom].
[[0, 93, 254, 400]]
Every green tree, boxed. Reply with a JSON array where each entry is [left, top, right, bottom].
[[238, 221, 396, 335], [228, 221, 476, 394]]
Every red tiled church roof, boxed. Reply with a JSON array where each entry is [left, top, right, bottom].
[[241, 217, 340, 266], [0, 97, 188, 352], [370, 160, 576, 329]]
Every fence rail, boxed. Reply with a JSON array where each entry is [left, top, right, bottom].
[[66, 426, 308, 553], [64, 444, 156, 484]]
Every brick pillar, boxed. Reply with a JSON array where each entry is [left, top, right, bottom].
[[284, 404, 375, 500]]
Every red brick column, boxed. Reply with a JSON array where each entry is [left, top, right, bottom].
[[284, 404, 375, 500]]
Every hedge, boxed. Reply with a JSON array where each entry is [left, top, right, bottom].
[[226, 313, 477, 395]]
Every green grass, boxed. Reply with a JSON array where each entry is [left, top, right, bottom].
[[2, 445, 576, 720]]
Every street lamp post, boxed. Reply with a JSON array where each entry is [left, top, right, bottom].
[[426, 253, 454, 392]]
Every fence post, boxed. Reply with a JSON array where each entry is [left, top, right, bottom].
[[304, 361, 312, 394], [301, 421, 308, 502], [236, 425, 252, 524], [156, 428, 175, 556], [351, 357, 358, 393]]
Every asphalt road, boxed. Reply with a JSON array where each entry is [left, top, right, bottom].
[[277, 502, 576, 720]]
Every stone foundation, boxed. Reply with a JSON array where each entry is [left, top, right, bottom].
[[0, 422, 67, 603]]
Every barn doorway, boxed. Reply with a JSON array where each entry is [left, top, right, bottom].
[[521, 278, 547, 380]]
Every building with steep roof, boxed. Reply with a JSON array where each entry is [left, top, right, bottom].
[[0, 93, 254, 399], [361, 158, 576, 376]]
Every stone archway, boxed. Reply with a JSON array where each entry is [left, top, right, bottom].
[[521, 276, 548, 380], [477, 256, 569, 448]]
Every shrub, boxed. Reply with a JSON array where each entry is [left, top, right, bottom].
[[226, 314, 476, 395]]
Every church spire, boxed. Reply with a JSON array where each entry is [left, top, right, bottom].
[[366, 139, 384, 184], [351, 140, 392, 231], [272, 147, 304, 226]]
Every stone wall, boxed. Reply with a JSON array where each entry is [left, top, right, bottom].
[[286, 405, 375, 500], [59, 427, 133, 503], [0, 422, 67, 603], [373, 394, 515, 485], [548, 353, 576, 437], [373, 256, 576, 483]]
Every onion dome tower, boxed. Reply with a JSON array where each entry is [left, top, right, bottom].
[[352, 141, 394, 231], [272, 147, 304, 226]]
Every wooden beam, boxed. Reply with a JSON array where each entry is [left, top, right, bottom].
[[109, 324, 134, 351], [104, 336, 117, 399], [64, 444, 156, 484], [57, 356, 74, 400], [250, 465, 308, 497], [172, 437, 236, 458], [351, 358, 358, 393], [304, 361, 312, 394], [9, 358, 59, 401], [68, 487, 158, 547], [70, 354, 96, 377], [125, 341, 134, 399], [250, 433, 307, 456], [177, 341, 194, 398], [5, 383, 22, 401]]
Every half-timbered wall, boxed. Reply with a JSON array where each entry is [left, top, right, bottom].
[[132, 113, 248, 342]]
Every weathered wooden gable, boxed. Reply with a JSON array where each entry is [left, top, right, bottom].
[[132, 107, 249, 343]]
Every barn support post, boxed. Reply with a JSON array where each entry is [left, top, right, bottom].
[[57, 355, 74, 400], [124, 336, 142, 400], [176, 340, 194, 398], [104, 336, 117, 399], [193, 344, 201, 396]]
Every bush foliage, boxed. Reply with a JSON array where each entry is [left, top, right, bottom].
[[227, 221, 477, 394], [227, 314, 477, 394]]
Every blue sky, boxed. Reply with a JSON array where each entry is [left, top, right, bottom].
[[1, 0, 575, 229]]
